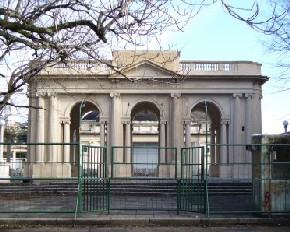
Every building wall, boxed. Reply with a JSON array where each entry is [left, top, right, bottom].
[[27, 51, 268, 178]]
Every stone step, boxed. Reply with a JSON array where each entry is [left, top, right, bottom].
[[0, 180, 252, 196]]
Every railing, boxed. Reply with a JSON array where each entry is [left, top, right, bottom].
[[36, 60, 262, 76], [179, 60, 261, 75]]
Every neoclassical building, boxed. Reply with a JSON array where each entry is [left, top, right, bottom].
[[27, 50, 268, 178]]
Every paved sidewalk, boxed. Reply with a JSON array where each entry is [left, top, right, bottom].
[[0, 210, 290, 227]]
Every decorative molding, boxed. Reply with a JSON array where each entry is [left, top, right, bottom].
[[183, 120, 191, 125]]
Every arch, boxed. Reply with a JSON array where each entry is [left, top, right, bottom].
[[189, 99, 223, 178], [64, 98, 104, 118], [129, 99, 163, 119], [190, 98, 225, 120], [129, 101, 163, 177], [69, 100, 103, 177], [131, 101, 160, 121]]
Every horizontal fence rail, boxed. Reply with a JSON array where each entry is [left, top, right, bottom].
[[0, 142, 79, 213], [204, 143, 290, 215], [0, 142, 289, 216]]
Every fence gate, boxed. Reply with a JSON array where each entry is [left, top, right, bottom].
[[80, 145, 108, 212], [110, 146, 178, 211], [179, 147, 206, 213]]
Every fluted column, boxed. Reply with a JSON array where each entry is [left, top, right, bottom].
[[233, 93, 242, 177], [35, 92, 45, 162], [48, 92, 57, 162], [63, 118, 71, 163], [245, 93, 253, 177]]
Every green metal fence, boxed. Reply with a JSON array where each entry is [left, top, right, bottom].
[[110, 146, 178, 211], [79, 145, 109, 212], [178, 147, 205, 213], [205, 143, 290, 215], [0, 142, 79, 214], [1, 142, 290, 216]]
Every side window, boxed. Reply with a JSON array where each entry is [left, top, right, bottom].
[[270, 145, 290, 179]]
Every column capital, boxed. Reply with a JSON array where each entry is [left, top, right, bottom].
[[47, 91, 57, 97], [233, 93, 243, 98], [110, 92, 120, 98], [59, 117, 71, 124], [122, 120, 131, 124], [63, 119, 71, 124], [170, 92, 181, 99], [244, 93, 253, 99], [99, 120, 107, 125], [36, 91, 46, 97], [221, 119, 229, 125], [184, 120, 191, 125], [160, 120, 167, 125]]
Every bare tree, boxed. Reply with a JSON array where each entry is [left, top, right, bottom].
[[2, 0, 288, 113], [221, 1, 290, 66], [1, 0, 212, 113]]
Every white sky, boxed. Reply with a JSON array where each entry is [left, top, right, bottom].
[[154, 1, 290, 135]]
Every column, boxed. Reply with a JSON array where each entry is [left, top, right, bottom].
[[110, 92, 122, 177], [210, 126, 216, 163], [48, 93, 57, 162], [124, 120, 131, 163], [244, 94, 253, 143], [184, 120, 191, 148], [110, 92, 121, 147], [171, 93, 182, 148], [233, 93, 242, 177], [0, 118, 4, 162], [35, 93, 45, 162], [170, 93, 182, 162], [220, 120, 227, 164], [11, 151, 16, 169], [159, 120, 167, 177], [220, 120, 228, 177], [63, 118, 70, 163], [160, 120, 167, 162], [100, 120, 106, 147], [245, 93, 253, 177]]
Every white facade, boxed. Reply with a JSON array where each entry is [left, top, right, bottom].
[[27, 50, 268, 178]]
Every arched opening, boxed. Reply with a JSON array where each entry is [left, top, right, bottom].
[[130, 102, 161, 177], [190, 101, 221, 177], [69, 101, 101, 176]]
